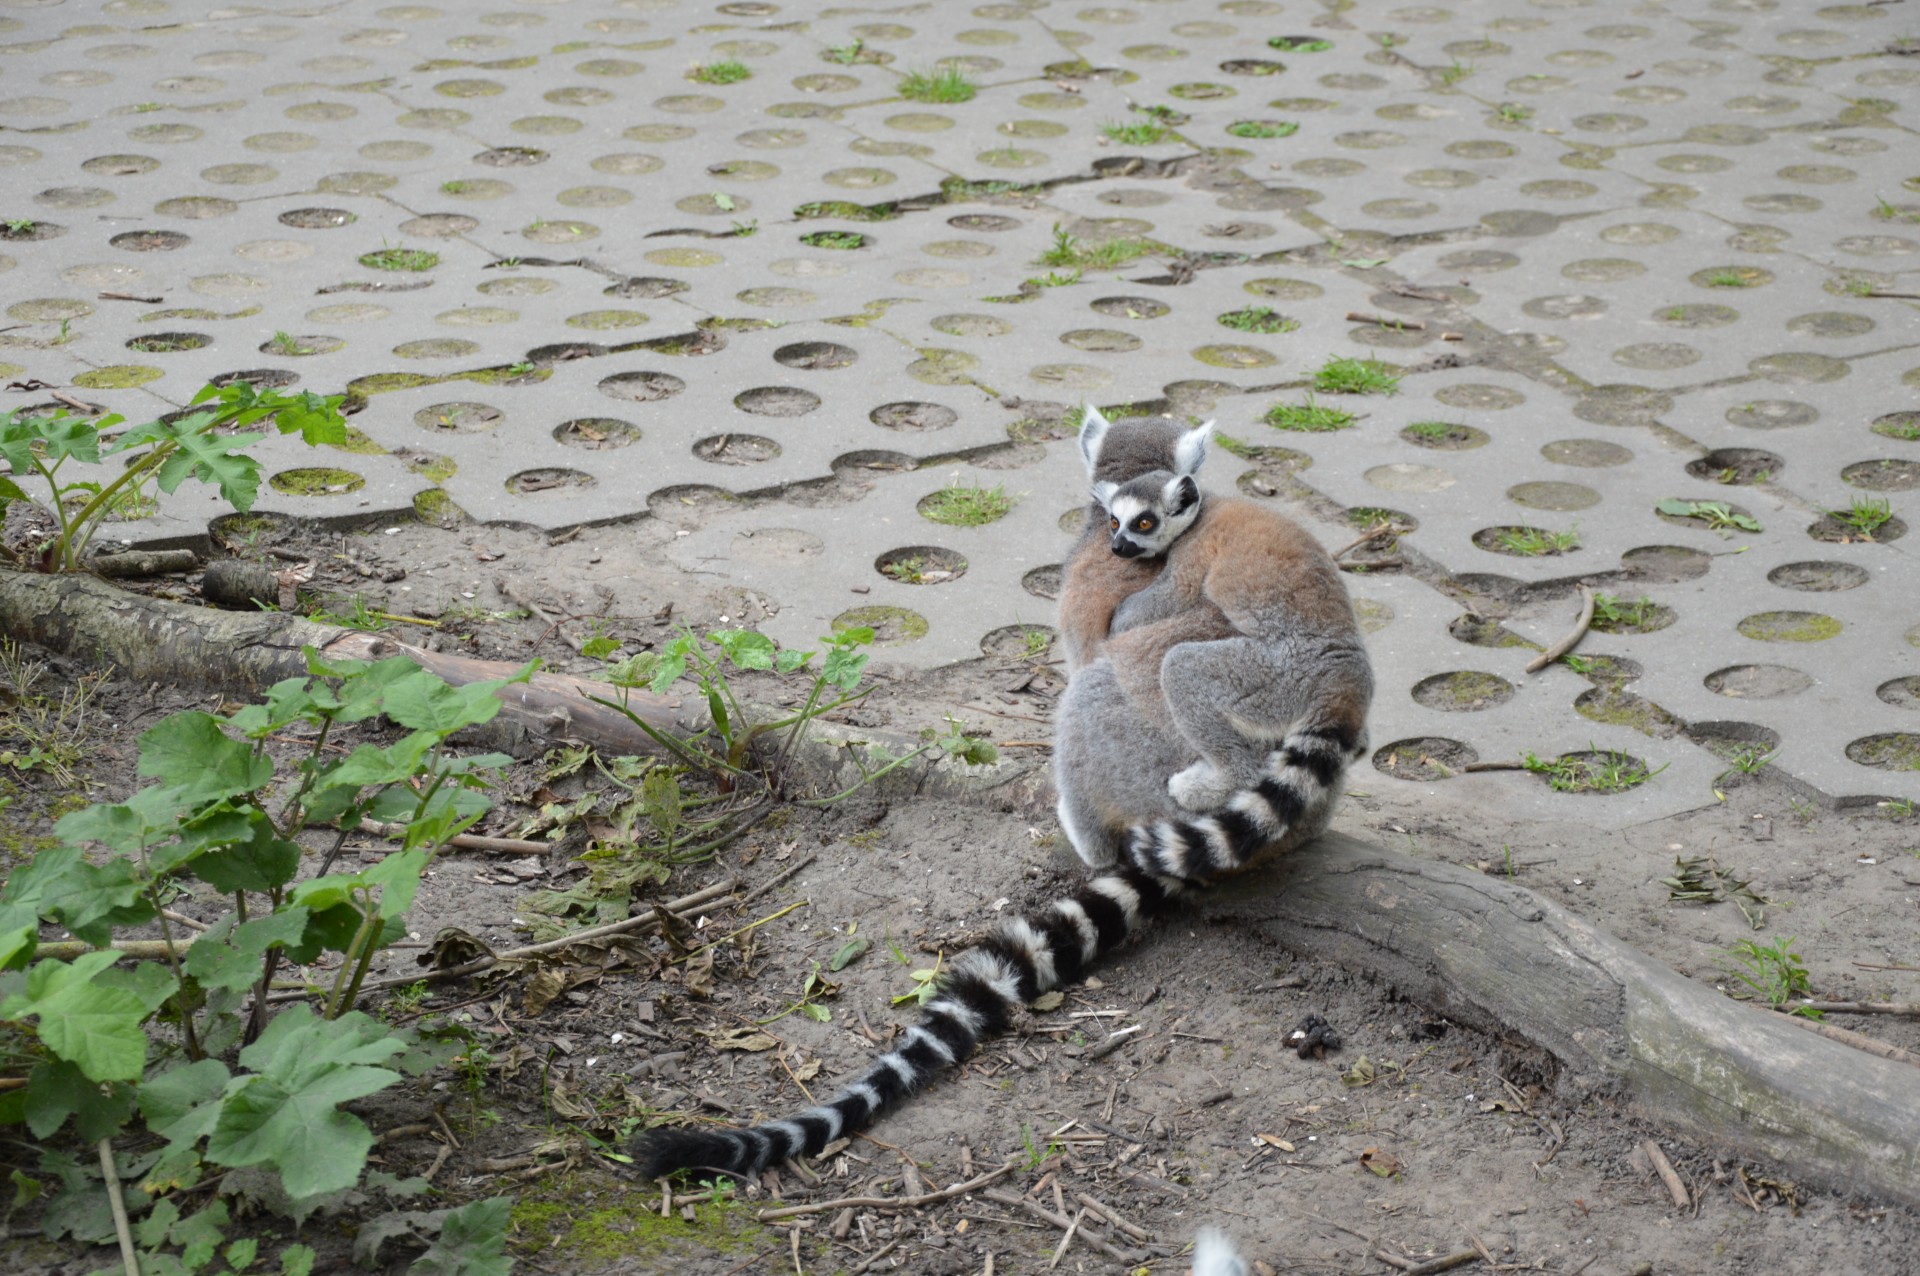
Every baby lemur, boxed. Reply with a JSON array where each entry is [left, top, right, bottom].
[[1055, 407, 1373, 878], [631, 409, 1370, 1183]]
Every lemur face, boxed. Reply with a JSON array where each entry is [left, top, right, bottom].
[[1093, 474, 1201, 559]]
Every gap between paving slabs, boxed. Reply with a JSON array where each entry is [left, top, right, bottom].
[[4, 571, 1917, 1210]]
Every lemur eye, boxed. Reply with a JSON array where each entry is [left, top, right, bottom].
[[1108, 515, 1119, 531], [1135, 516, 1156, 533]]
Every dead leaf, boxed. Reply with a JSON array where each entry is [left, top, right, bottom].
[[683, 948, 715, 998], [706, 1027, 779, 1052], [523, 968, 567, 1016], [792, 1057, 822, 1083], [422, 926, 496, 971], [1255, 1133, 1296, 1152], [1031, 991, 1065, 1012], [1359, 1146, 1402, 1178], [1341, 1055, 1377, 1087]]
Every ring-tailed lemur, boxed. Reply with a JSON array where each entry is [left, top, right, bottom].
[[630, 409, 1370, 1182], [1053, 407, 1374, 879]]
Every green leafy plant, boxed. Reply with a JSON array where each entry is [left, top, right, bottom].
[[825, 39, 866, 65], [0, 651, 520, 1254], [1217, 306, 1298, 333], [800, 230, 868, 250], [1437, 60, 1473, 86], [1023, 268, 1082, 289], [1017, 1120, 1066, 1170], [1103, 117, 1172, 145], [920, 482, 1015, 526], [1268, 35, 1332, 52], [358, 245, 438, 272], [1404, 420, 1465, 441], [1494, 102, 1532, 123], [1036, 223, 1158, 271], [1656, 498, 1761, 532], [1590, 593, 1656, 631], [1719, 935, 1818, 1016], [689, 59, 751, 84], [3, 217, 37, 235], [0, 382, 346, 572], [1263, 395, 1353, 432], [1664, 854, 1772, 928], [1493, 525, 1579, 555], [1828, 494, 1894, 538], [1519, 748, 1665, 793], [1704, 269, 1763, 288], [1313, 356, 1400, 395], [1226, 119, 1299, 139], [891, 952, 943, 1007], [898, 65, 977, 103]]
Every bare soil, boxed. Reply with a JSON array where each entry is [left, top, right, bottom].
[[3, 519, 1918, 1276]]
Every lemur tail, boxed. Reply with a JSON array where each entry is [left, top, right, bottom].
[[631, 867, 1188, 1181], [1124, 724, 1365, 880]]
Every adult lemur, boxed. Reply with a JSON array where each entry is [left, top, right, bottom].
[[633, 408, 1372, 1181]]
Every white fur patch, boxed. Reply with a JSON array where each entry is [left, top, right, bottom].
[[1088, 875, 1142, 928], [801, 1104, 844, 1141], [768, 1119, 809, 1158], [1003, 917, 1060, 991], [846, 1081, 882, 1114], [904, 1024, 957, 1064], [878, 1052, 918, 1086], [1106, 493, 1147, 524], [924, 995, 986, 1037], [1051, 899, 1101, 964]]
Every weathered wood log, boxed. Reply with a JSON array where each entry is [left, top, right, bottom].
[[200, 557, 282, 608], [0, 569, 692, 756], [87, 548, 200, 579], [1208, 833, 1920, 1209]]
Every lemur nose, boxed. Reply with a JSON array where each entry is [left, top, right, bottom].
[[1111, 539, 1144, 558]]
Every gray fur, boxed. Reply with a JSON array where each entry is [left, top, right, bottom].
[[1056, 408, 1374, 876]]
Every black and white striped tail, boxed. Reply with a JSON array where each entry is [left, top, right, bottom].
[[631, 867, 1187, 1181], [1124, 725, 1363, 880]]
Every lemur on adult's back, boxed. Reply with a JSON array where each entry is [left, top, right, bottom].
[[630, 408, 1372, 1182], [1054, 407, 1373, 878]]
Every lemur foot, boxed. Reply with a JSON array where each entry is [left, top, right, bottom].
[[1168, 760, 1236, 812]]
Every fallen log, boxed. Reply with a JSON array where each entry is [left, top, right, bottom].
[[1210, 834, 1920, 1209], [0, 569, 691, 756]]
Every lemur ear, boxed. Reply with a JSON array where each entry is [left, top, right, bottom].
[[1172, 419, 1213, 477], [1162, 473, 1200, 515], [1077, 405, 1113, 474], [1090, 480, 1119, 509]]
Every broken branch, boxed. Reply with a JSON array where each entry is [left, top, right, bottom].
[[1525, 584, 1595, 673]]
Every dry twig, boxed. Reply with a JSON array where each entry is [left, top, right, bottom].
[[1525, 584, 1595, 673], [1641, 1139, 1690, 1208], [756, 1158, 1019, 1221]]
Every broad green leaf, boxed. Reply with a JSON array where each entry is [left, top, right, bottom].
[[139, 1058, 232, 1146], [272, 391, 348, 445], [360, 849, 429, 917], [327, 732, 439, 789], [281, 1243, 317, 1276], [1654, 498, 1696, 516], [408, 1197, 513, 1276], [709, 629, 776, 670], [774, 648, 812, 674], [96, 959, 179, 1016], [152, 426, 266, 510], [822, 645, 869, 691], [0, 410, 100, 471], [0, 475, 26, 504], [6, 952, 150, 1081], [380, 668, 518, 734], [137, 712, 273, 804]]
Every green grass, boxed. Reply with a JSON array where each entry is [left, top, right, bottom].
[[1217, 306, 1298, 333], [1313, 356, 1399, 395], [1656, 498, 1760, 532], [1226, 119, 1299, 139], [1704, 269, 1763, 288], [1103, 117, 1173, 145], [1494, 103, 1532, 123], [4, 218, 36, 234], [1829, 494, 1894, 537], [1591, 593, 1656, 631], [1719, 935, 1816, 1015], [689, 59, 751, 84], [1022, 268, 1082, 289], [440, 180, 473, 195], [1875, 416, 1920, 441], [1035, 223, 1158, 270], [359, 246, 439, 272], [1494, 526, 1579, 556], [1521, 748, 1665, 793], [800, 230, 868, 250], [1404, 420, 1463, 440], [920, 483, 1015, 526], [1437, 60, 1473, 86], [825, 40, 865, 64], [268, 331, 314, 355], [1267, 36, 1332, 52], [898, 65, 977, 103], [1263, 395, 1353, 432]]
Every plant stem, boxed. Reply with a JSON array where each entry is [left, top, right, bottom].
[[797, 742, 938, 806], [98, 1138, 139, 1276]]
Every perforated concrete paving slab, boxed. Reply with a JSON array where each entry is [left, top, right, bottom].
[[2, 0, 1917, 812]]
